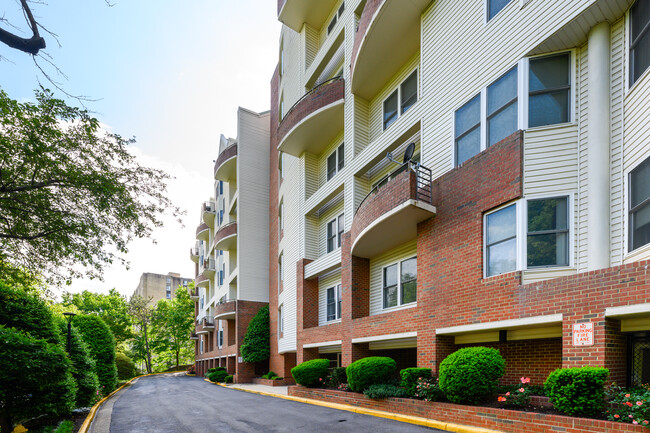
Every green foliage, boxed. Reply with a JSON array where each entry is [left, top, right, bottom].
[[0, 88, 181, 285], [0, 281, 61, 344], [414, 377, 443, 401], [291, 359, 330, 387], [605, 383, 650, 426], [329, 367, 348, 387], [73, 314, 117, 394], [346, 357, 397, 393], [497, 377, 532, 408], [208, 367, 227, 374], [0, 325, 76, 432], [208, 370, 229, 383], [150, 287, 195, 370], [363, 384, 409, 400], [115, 352, 137, 380], [55, 317, 100, 408], [262, 371, 279, 380], [41, 420, 75, 433], [224, 375, 233, 384], [128, 294, 154, 374], [400, 368, 432, 397], [240, 305, 270, 363], [439, 347, 505, 405], [544, 367, 609, 417]]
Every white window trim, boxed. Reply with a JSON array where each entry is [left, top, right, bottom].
[[218, 321, 224, 348], [381, 256, 417, 310], [326, 142, 345, 181], [485, 0, 514, 24], [326, 212, 345, 253], [325, 284, 342, 322], [382, 67, 419, 131], [625, 6, 650, 94], [624, 154, 650, 257], [278, 304, 284, 336]]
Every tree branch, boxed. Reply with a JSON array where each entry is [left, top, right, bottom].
[[0, 26, 45, 55]]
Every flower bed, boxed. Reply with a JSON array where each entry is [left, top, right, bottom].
[[288, 386, 646, 433]]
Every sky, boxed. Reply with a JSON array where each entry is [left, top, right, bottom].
[[1, 0, 281, 298]]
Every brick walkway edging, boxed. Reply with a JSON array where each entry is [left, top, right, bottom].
[[288, 387, 645, 433]]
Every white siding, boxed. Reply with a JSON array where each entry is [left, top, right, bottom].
[[369, 241, 417, 316]]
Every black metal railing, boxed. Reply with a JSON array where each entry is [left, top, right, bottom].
[[217, 295, 234, 305], [278, 76, 343, 127], [354, 161, 432, 216]]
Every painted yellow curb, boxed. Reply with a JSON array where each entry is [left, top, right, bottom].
[[78, 371, 184, 433], [205, 380, 502, 433]]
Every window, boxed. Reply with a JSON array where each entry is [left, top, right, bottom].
[[527, 197, 569, 267], [279, 198, 284, 239], [327, 213, 345, 253], [279, 94, 284, 121], [278, 252, 284, 291], [382, 257, 417, 309], [279, 305, 284, 335], [383, 70, 418, 130], [485, 204, 517, 277], [487, 0, 512, 21], [487, 66, 518, 146], [200, 337, 204, 354], [166, 284, 171, 299], [326, 284, 342, 321], [528, 53, 570, 127], [279, 38, 284, 77], [327, 143, 345, 180], [327, 2, 345, 34], [218, 321, 224, 348], [279, 151, 284, 186], [630, 0, 650, 86], [455, 94, 481, 165], [630, 157, 650, 251]]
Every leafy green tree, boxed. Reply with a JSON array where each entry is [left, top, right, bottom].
[[72, 314, 117, 394], [0, 88, 181, 285], [240, 305, 270, 363], [115, 352, 137, 380], [129, 294, 155, 374], [0, 281, 61, 344], [62, 289, 133, 348], [150, 286, 195, 369]]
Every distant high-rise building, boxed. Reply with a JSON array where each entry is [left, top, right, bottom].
[[133, 272, 193, 305]]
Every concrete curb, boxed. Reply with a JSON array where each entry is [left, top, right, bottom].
[[78, 371, 184, 433], [203, 379, 502, 433]]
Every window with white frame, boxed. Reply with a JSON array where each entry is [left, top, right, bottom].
[[528, 53, 570, 128], [487, 66, 518, 147], [327, 213, 345, 253], [327, 2, 345, 34], [527, 197, 569, 267], [279, 94, 284, 121], [383, 69, 418, 130], [630, 156, 650, 251], [218, 321, 224, 348], [485, 204, 517, 277], [278, 252, 284, 291], [455, 93, 481, 166], [326, 284, 342, 321], [327, 143, 345, 180], [487, 0, 512, 21], [278, 304, 284, 335], [382, 257, 417, 309], [200, 337, 204, 354], [630, 0, 650, 86], [279, 198, 284, 239]]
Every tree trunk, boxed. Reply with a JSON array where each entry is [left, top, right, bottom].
[[175, 349, 179, 369], [143, 322, 152, 374], [0, 412, 13, 433]]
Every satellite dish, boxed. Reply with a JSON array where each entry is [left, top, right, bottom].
[[403, 143, 415, 163]]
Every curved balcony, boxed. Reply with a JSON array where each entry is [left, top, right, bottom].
[[214, 297, 236, 321], [214, 221, 238, 252], [278, 0, 340, 33], [196, 223, 209, 242], [277, 77, 344, 157], [202, 258, 216, 279], [351, 0, 432, 100], [202, 201, 216, 228], [200, 317, 214, 330], [189, 332, 199, 340], [351, 163, 436, 259], [214, 144, 238, 182], [189, 288, 199, 300], [196, 274, 210, 288], [190, 247, 199, 263]]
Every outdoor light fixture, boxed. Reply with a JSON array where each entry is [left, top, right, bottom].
[[63, 312, 76, 354]]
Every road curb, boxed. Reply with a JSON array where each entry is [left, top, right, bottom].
[[204, 379, 502, 433], [78, 372, 184, 433]]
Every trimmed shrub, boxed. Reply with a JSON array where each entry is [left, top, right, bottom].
[[329, 367, 347, 387], [73, 314, 118, 394], [439, 347, 505, 404], [400, 368, 432, 396], [363, 384, 409, 400], [544, 367, 609, 417], [240, 305, 270, 363], [208, 370, 229, 383], [291, 359, 330, 387], [224, 375, 233, 384], [55, 317, 100, 407], [115, 352, 137, 380], [414, 377, 444, 401], [346, 357, 397, 393], [208, 367, 226, 374], [262, 371, 278, 380], [0, 281, 61, 344]]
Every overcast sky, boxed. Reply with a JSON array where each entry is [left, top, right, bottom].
[[1, 0, 281, 297]]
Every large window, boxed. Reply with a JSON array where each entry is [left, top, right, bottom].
[[383, 70, 418, 130], [485, 204, 517, 277], [630, 156, 650, 251], [487, 66, 518, 147], [487, 0, 512, 21], [327, 143, 345, 180], [326, 284, 342, 321], [529, 53, 570, 127], [382, 257, 417, 309], [630, 0, 650, 86], [327, 213, 345, 253], [527, 197, 569, 267], [455, 94, 481, 165]]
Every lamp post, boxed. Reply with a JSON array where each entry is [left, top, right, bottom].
[[63, 312, 76, 353]]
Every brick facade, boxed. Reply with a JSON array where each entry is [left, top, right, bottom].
[[213, 143, 237, 177], [213, 221, 237, 246], [350, 0, 383, 74]]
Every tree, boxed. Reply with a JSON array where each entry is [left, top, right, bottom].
[[72, 314, 117, 394], [151, 285, 195, 369], [240, 305, 270, 363], [62, 289, 133, 348], [0, 88, 182, 285], [129, 294, 155, 374]]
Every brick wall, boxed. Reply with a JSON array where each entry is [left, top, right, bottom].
[[350, 0, 383, 74], [214, 221, 237, 246], [213, 143, 237, 177], [235, 300, 268, 383]]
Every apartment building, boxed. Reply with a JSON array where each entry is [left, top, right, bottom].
[[132, 272, 192, 305], [267, 0, 650, 387], [191, 108, 270, 382]]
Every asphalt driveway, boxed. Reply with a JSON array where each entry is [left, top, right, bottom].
[[92, 373, 444, 433]]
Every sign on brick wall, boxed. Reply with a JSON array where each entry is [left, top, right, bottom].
[[573, 322, 594, 346]]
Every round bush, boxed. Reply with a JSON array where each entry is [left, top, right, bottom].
[[73, 314, 117, 394], [208, 370, 229, 383], [224, 375, 233, 384], [439, 347, 505, 404], [115, 352, 137, 380], [291, 359, 330, 387], [346, 357, 397, 393], [544, 367, 609, 417]]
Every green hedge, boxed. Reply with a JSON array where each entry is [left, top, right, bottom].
[[400, 368, 432, 397], [545, 367, 609, 417], [224, 375, 233, 384], [346, 357, 397, 393], [240, 305, 270, 363], [73, 314, 117, 394], [363, 384, 409, 399], [291, 359, 330, 387], [208, 370, 229, 383], [208, 367, 226, 374], [0, 281, 61, 344], [329, 367, 347, 387], [115, 352, 137, 380], [439, 347, 505, 404]]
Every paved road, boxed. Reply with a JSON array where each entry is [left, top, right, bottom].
[[100, 374, 444, 433]]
